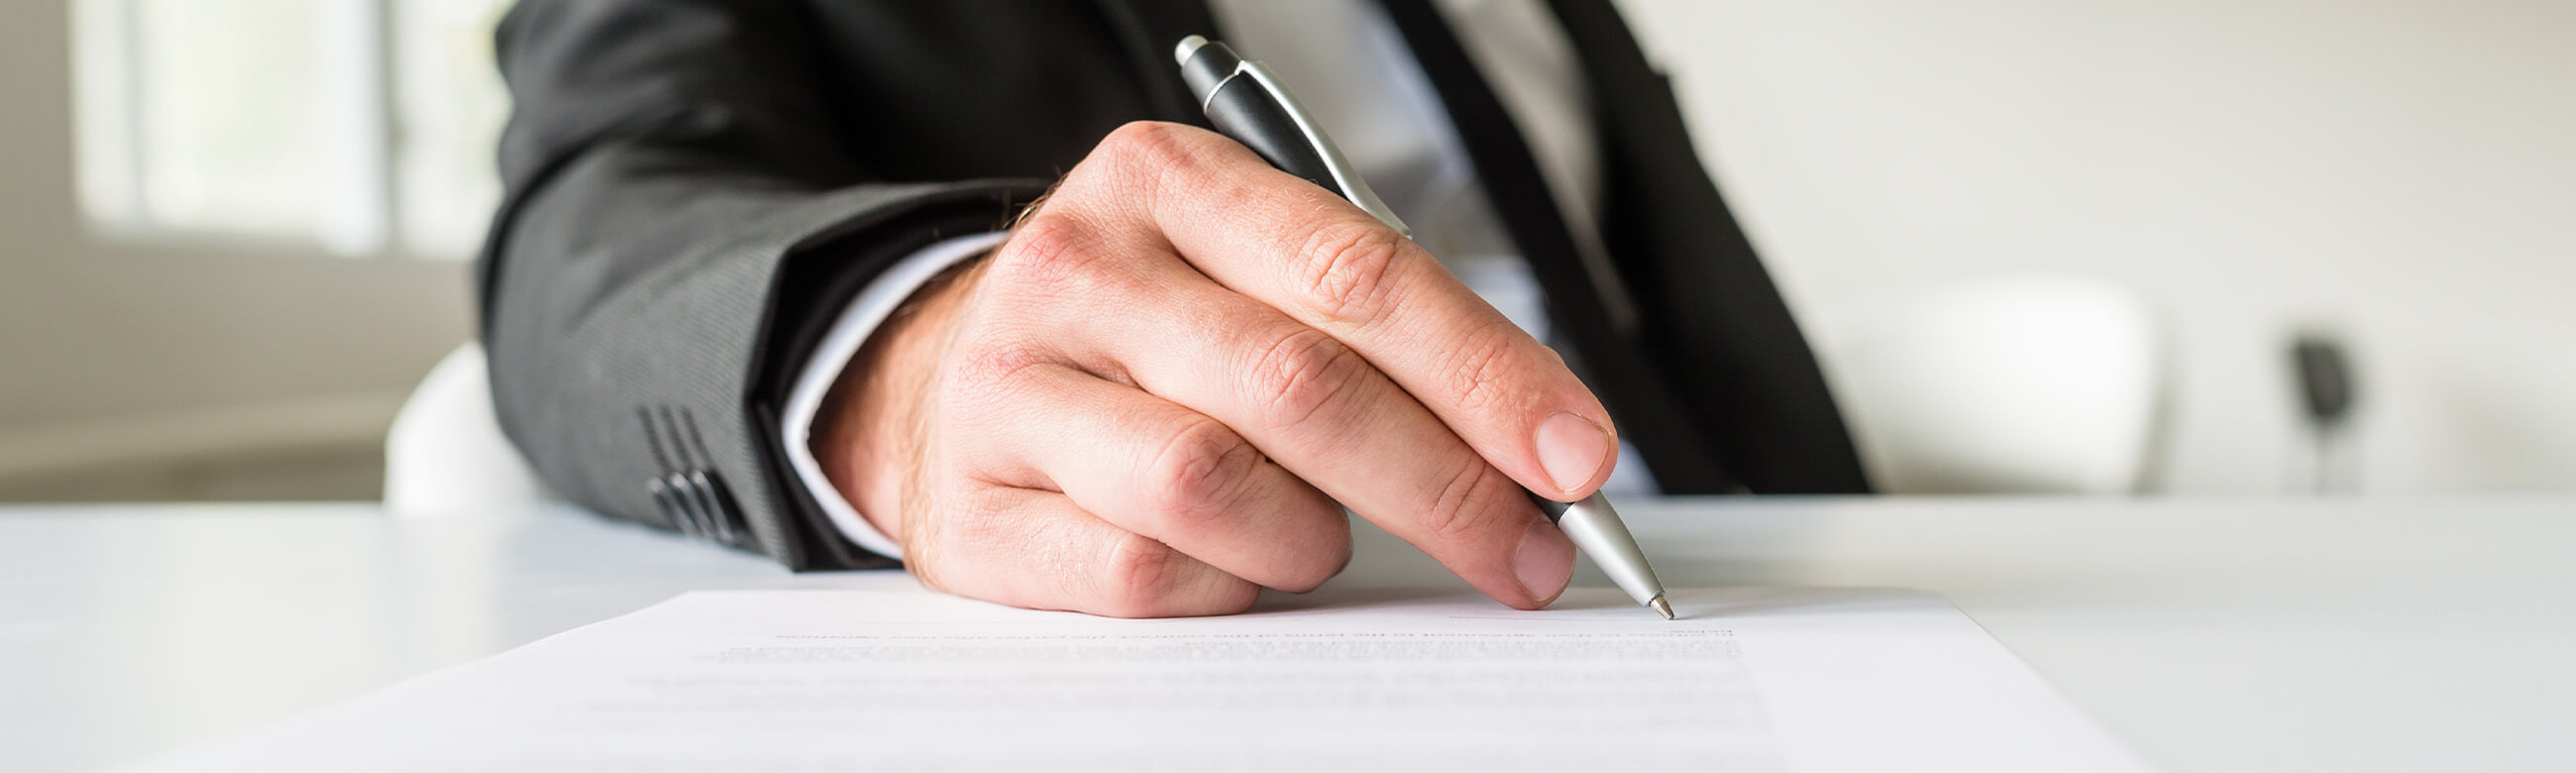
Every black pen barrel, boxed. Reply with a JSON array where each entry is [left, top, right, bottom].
[[1179, 39, 1347, 199]]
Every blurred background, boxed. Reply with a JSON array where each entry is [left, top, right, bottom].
[[0, 0, 2567, 502]]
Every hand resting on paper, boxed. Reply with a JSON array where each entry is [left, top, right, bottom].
[[813, 122, 1621, 617]]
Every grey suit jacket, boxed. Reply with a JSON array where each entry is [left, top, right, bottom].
[[480, 0, 1869, 572]]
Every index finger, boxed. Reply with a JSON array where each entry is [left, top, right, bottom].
[[1115, 122, 1622, 502]]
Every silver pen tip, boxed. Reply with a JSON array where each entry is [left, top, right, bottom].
[[1649, 595, 1674, 620]]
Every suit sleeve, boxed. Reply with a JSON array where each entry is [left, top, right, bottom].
[[478, 0, 1045, 569]]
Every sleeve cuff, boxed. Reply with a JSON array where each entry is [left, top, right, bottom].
[[779, 231, 1011, 561]]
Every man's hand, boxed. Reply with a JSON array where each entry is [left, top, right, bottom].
[[816, 122, 1620, 617]]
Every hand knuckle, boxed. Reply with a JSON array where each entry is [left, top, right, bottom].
[[992, 214, 1098, 285], [1143, 417, 1259, 531], [1103, 121, 1204, 178], [1419, 458, 1503, 544], [1292, 222, 1407, 325], [948, 340, 1051, 393], [1099, 531, 1185, 615], [1246, 327, 1370, 431], [1444, 324, 1525, 414]]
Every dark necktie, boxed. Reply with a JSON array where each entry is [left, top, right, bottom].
[[1372, 0, 1729, 492], [1545, 0, 1873, 494]]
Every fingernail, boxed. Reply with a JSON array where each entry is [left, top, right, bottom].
[[1515, 517, 1576, 605], [1535, 412, 1611, 497]]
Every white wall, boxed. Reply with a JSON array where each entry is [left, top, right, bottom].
[[0, 2, 470, 497], [1624, 0, 2576, 493]]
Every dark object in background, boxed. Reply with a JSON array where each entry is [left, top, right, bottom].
[[2290, 333, 2360, 494], [2293, 336, 2356, 431]]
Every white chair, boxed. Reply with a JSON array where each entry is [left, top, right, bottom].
[[382, 343, 549, 516], [1803, 276, 2169, 494], [384, 276, 2170, 508]]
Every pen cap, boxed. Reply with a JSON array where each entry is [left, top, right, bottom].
[[1176, 35, 1239, 101], [1174, 36, 1410, 236]]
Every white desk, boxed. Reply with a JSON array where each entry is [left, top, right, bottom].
[[3, 497, 2570, 772]]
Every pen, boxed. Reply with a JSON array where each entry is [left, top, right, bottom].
[[1175, 35, 1673, 620]]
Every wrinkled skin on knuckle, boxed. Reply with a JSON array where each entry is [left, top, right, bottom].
[[1141, 417, 1262, 537], [943, 336, 1052, 402], [990, 214, 1104, 291], [1096, 531, 1190, 617], [1245, 326, 1371, 433], [1095, 121, 1211, 198], [989, 211, 1158, 327], [1291, 222, 1408, 326], [1418, 455, 1507, 545], [1442, 322, 1531, 416]]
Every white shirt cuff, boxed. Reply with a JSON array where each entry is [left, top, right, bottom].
[[780, 232, 1011, 561]]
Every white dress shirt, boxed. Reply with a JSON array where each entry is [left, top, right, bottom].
[[782, 0, 1654, 559]]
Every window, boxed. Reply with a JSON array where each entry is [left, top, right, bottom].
[[72, 0, 514, 259]]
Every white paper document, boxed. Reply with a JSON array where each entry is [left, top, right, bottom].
[[128, 587, 2146, 772]]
